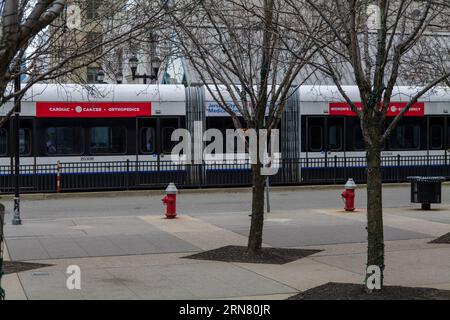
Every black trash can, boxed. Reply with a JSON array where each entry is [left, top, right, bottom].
[[407, 176, 446, 210]]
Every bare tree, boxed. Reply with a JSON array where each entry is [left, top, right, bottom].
[[0, 0, 172, 125], [287, 0, 450, 289], [164, 0, 321, 255], [1, 0, 66, 99]]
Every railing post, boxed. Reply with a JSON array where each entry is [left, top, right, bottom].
[[334, 155, 337, 184], [135, 160, 140, 189], [446, 149, 448, 177], [397, 154, 401, 183], [33, 162, 37, 193], [199, 161, 204, 188], [126, 159, 130, 190], [56, 161, 61, 193], [305, 157, 309, 183], [344, 155, 348, 182]]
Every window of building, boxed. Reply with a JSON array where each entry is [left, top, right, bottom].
[[0, 129, 7, 156], [86, 0, 103, 19], [141, 127, 156, 154], [90, 127, 126, 154], [390, 124, 421, 150], [309, 126, 323, 152], [430, 125, 444, 150], [86, 32, 102, 56], [87, 67, 101, 84], [45, 127, 84, 155]]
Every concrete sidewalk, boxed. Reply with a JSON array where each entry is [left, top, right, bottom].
[[2, 243, 27, 300], [2, 185, 450, 300]]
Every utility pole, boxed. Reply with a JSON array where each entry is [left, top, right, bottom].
[[12, 72, 21, 226]]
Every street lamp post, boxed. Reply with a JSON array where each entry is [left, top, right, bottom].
[[129, 55, 161, 84], [12, 74, 22, 226]]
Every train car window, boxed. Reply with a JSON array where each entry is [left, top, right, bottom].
[[162, 127, 176, 154], [430, 125, 444, 150], [46, 127, 83, 155], [140, 127, 156, 154], [225, 122, 244, 154], [19, 129, 32, 156], [353, 126, 365, 150], [390, 124, 421, 150], [208, 117, 246, 153], [447, 123, 450, 149], [0, 129, 7, 156], [328, 125, 343, 151], [90, 127, 126, 154], [309, 126, 323, 152]]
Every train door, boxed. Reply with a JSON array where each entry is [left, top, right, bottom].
[[428, 117, 446, 175], [160, 118, 180, 162], [428, 116, 446, 156], [386, 117, 426, 157], [138, 117, 181, 162], [2, 117, 35, 193], [326, 117, 345, 158], [0, 126, 7, 166], [305, 116, 345, 159], [7, 117, 34, 166], [305, 117, 325, 159], [138, 118, 158, 162]]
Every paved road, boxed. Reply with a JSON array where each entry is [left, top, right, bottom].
[[2, 184, 450, 300], [1, 183, 449, 220]]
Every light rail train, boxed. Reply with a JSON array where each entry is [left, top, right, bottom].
[[0, 84, 449, 192]]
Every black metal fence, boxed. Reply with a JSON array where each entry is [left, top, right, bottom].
[[0, 155, 449, 194]]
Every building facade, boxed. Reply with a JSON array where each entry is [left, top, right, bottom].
[[47, 0, 165, 85]]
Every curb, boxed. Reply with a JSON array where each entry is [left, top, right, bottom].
[[0, 182, 421, 201]]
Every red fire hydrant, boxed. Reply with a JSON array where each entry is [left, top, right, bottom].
[[162, 182, 178, 219], [341, 178, 357, 212]]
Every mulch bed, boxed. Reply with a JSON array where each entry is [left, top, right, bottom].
[[1, 261, 52, 275], [288, 282, 450, 300], [183, 245, 322, 265], [429, 232, 450, 244]]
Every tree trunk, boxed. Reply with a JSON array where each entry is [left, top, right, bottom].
[[366, 139, 385, 289], [247, 163, 265, 254]]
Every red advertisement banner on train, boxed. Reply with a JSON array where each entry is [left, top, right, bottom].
[[329, 102, 425, 117], [36, 102, 152, 118]]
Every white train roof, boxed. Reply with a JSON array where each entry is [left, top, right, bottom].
[[204, 84, 450, 104], [9, 83, 450, 104], [21, 84, 186, 103], [299, 85, 450, 102]]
